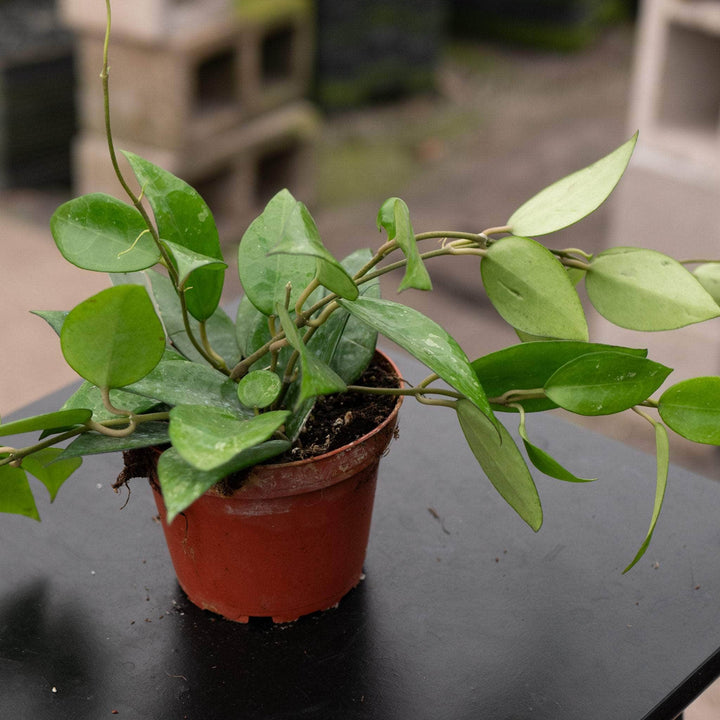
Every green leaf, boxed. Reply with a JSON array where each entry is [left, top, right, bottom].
[[377, 197, 432, 292], [693, 263, 720, 304], [161, 240, 227, 289], [50, 193, 161, 272], [276, 303, 347, 404], [455, 400, 542, 531], [268, 200, 358, 300], [544, 352, 671, 416], [237, 190, 318, 315], [147, 270, 240, 367], [507, 133, 638, 236], [60, 285, 166, 389], [586, 247, 720, 330], [517, 415, 595, 482], [623, 420, 669, 573], [30, 310, 68, 336], [236, 294, 272, 359], [124, 358, 247, 415], [658, 377, 720, 444], [59, 421, 171, 459], [22, 448, 82, 502], [123, 151, 224, 321], [307, 248, 380, 383], [61, 381, 160, 422], [0, 409, 92, 437], [237, 370, 282, 409], [169, 405, 289, 471], [481, 236, 589, 341], [158, 440, 289, 524], [282, 249, 380, 441], [471, 341, 648, 413], [0, 464, 39, 520], [338, 295, 493, 419]]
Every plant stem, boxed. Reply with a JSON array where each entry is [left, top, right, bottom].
[[102, 1, 226, 375], [199, 321, 229, 372], [0, 411, 170, 468], [481, 225, 511, 236], [346, 384, 464, 400], [415, 231, 487, 245], [488, 388, 546, 405]]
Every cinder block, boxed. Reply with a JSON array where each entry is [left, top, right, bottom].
[[599, 140, 720, 378], [608, 143, 720, 258], [59, 0, 233, 42], [74, 101, 320, 242], [236, 1, 315, 116], [75, 2, 313, 150], [76, 25, 245, 151], [630, 0, 720, 168]]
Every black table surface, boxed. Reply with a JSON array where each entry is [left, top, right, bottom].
[[2, 352, 720, 720]]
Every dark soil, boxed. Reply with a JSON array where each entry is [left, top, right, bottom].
[[274, 353, 400, 463], [118, 353, 401, 492]]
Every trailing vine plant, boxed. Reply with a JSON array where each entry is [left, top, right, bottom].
[[3, 1, 720, 572]]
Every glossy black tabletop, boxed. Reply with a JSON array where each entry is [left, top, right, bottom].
[[2, 353, 720, 719]]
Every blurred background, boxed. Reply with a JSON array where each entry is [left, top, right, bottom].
[[2, 0, 720, 715]]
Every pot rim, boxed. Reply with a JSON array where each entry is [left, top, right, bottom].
[[204, 349, 404, 500]]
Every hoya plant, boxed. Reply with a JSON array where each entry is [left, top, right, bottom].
[[3, 11, 720, 574]]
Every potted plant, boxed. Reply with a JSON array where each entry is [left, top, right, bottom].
[[3, 6, 720, 623]]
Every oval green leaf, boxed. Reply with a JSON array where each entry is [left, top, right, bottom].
[[586, 247, 720, 330], [268, 200, 358, 301], [481, 236, 588, 341], [237, 190, 317, 315], [60, 285, 166, 389], [0, 408, 92, 437], [124, 357, 247, 415], [507, 133, 638, 236], [658, 377, 720, 444], [51, 193, 160, 272], [471, 341, 648, 413], [169, 405, 289, 471], [544, 351, 672, 416], [123, 151, 224, 321], [237, 370, 282, 409], [456, 400, 542, 531]]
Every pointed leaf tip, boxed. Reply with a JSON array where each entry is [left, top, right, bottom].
[[508, 133, 638, 237]]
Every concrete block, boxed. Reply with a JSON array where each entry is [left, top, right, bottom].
[[608, 143, 720, 258], [600, 139, 720, 379], [76, 25, 244, 151], [237, 1, 315, 116], [75, 2, 313, 150], [630, 0, 720, 167], [73, 101, 321, 242], [59, 0, 233, 42]]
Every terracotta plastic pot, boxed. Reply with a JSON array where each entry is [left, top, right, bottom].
[[150, 352, 402, 623]]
